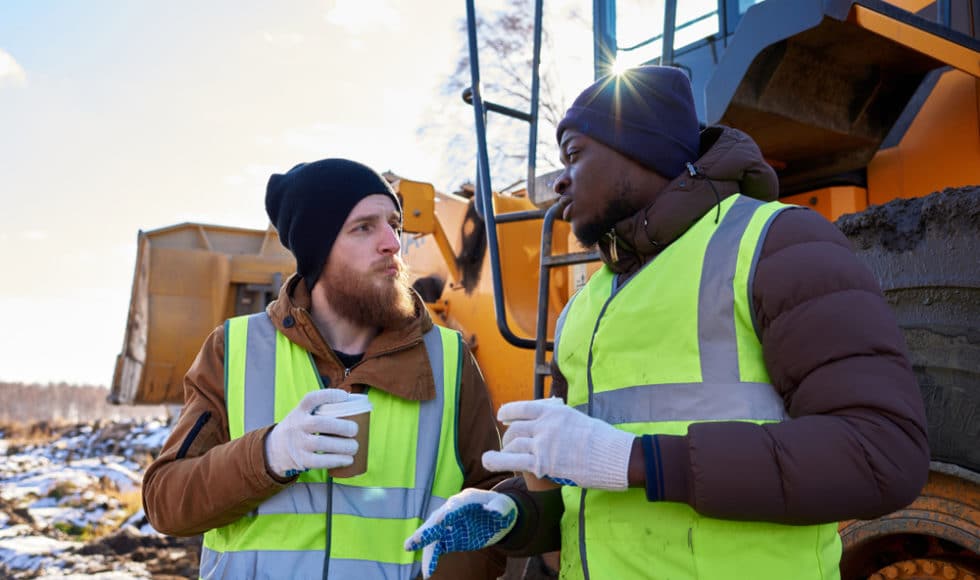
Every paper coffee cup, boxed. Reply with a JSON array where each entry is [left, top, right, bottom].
[[315, 393, 372, 478], [523, 472, 561, 491]]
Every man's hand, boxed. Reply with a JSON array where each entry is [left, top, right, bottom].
[[482, 398, 635, 491], [264, 388, 359, 478], [404, 489, 517, 578]]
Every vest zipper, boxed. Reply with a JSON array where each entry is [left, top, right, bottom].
[[578, 276, 620, 578], [322, 477, 333, 580], [585, 275, 621, 414]]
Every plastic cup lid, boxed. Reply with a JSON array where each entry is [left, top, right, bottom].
[[313, 393, 372, 418]]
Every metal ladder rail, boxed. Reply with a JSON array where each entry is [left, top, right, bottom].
[[463, 0, 546, 350], [462, 0, 599, 399], [465, 0, 601, 399], [533, 202, 599, 399]]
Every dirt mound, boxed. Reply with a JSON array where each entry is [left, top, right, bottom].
[[72, 527, 202, 578], [836, 186, 980, 252]]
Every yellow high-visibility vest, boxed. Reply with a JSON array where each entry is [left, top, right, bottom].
[[201, 314, 465, 580], [556, 195, 841, 580]]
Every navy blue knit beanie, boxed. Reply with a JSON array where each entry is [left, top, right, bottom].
[[556, 65, 700, 180], [265, 158, 401, 290]]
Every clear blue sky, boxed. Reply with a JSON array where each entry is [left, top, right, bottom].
[[0, 0, 594, 387]]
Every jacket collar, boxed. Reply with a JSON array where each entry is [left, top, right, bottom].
[[597, 125, 779, 275]]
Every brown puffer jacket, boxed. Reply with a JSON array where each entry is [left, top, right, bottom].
[[142, 274, 507, 579], [499, 125, 929, 552]]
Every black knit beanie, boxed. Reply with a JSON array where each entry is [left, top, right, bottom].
[[265, 158, 401, 290], [556, 65, 700, 180]]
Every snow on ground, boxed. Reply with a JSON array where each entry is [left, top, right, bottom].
[[0, 418, 200, 579]]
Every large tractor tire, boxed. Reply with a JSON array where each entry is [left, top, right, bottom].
[[836, 187, 980, 473], [836, 189, 980, 579]]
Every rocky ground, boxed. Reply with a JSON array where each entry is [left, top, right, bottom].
[[0, 418, 201, 579], [0, 418, 561, 579]]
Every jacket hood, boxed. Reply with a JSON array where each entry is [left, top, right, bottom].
[[597, 125, 779, 274], [266, 272, 438, 400]]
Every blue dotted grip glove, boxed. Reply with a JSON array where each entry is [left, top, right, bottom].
[[404, 489, 517, 578]]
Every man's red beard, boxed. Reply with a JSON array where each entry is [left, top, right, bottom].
[[322, 256, 416, 329]]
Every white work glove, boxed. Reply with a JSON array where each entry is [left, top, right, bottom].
[[264, 388, 359, 478], [404, 488, 518, 578], [482, 397, 635, 491]]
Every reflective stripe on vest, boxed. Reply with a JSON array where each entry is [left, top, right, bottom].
[[201, 316, 465, 580], [556, 195, 841, 580]]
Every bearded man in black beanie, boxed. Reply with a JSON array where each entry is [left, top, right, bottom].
[[143, 158, 507, 580], [408, 66, 927, 579]]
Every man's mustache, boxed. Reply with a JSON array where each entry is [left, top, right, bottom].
[[374, 257, 407, 275]]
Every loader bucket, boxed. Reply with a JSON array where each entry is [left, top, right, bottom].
[[111, 223, 294, 405], [706, 0, 980, 193]]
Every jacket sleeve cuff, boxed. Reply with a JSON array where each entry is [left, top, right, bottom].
[[491, 477, 563, 555], [642, 434, 691, 505]]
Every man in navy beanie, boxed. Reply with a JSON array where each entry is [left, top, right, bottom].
[[557, 64, 700, 183], [144, 157, 508, 579], [409, 65, 927, 580]]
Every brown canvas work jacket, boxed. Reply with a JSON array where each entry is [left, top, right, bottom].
[[143, 274, 507, 579]]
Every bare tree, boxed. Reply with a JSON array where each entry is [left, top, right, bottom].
[[420, 0, 587, 194]]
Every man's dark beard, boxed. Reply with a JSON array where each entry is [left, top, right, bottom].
[[573, 176, 638, 246], [322, 258, 416, 329]]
